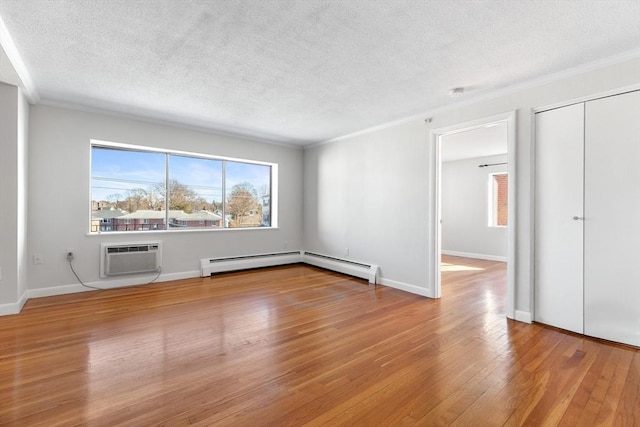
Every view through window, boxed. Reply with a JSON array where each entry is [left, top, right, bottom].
[[91, 144, 273, 232], [489, 172, 508, 227]]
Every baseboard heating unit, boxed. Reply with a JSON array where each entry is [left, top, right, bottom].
[[301, 251, 379, 284], [200, 251, 379, 284], [100, 242, 162, 278], [200, 251, 303, 276]]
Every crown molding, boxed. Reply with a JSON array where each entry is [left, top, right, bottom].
[[308, 49, 640, 149], [38, 98, 304, 150], [0, 15, 39, 103]]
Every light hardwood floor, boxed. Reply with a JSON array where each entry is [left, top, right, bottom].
[[1, 257, 638, 426]]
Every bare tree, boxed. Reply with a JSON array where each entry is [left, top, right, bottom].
[[126, 188, 149, 212], [227, 182, 260, 226], [98, 180, 223, 215]]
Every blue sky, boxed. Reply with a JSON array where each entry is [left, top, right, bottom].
[[91, 147, 270, 203]]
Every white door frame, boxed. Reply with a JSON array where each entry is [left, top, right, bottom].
[[429, 111, 516, 319]]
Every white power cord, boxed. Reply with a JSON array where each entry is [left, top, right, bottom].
[[67, 256, 162, 291]]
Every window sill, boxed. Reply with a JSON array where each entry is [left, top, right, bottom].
[[86, 227, 279, 236]]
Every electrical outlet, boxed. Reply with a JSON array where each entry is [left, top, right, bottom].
[[33, 254, 43, 264], [66, 248, 75, 261], [344, 247, 349, 257], [283, 241, 288, 249]]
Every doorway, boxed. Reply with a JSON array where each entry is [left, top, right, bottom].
[[429, 112, 516, 319]]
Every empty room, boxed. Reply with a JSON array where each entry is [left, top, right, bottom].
[[1, 1, 638, 425]]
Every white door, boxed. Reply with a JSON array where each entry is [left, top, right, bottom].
[[535, 103, 585, 334], [584, 91, 640, 346]]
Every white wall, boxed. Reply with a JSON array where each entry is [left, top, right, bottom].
[[26, 105, 303, 295], [304, 56, 640, 314], [304, 120, 430, 296], [0, 82, 28, 313], [441, 154, 507, 260]]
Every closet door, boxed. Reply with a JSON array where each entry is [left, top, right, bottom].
[[534, 103, 585, 334], [584, 91, 640, 347]]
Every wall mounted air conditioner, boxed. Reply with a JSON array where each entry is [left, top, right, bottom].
[[100, 242, 162, 278]]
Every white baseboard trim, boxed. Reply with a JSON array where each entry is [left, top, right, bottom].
[[514, 310, 532, 324], [29, 270, 201, 297], [0, 292, 28, 316], [3, 267, 435, 315], [27, 284, 92, 299], [441, 250, 507, 262], [2, 270, 203, 315], [377, 277, 433, 298]]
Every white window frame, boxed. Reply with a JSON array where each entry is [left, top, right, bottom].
[[488, 172, 508, 228], [89, 140, 278, 233]]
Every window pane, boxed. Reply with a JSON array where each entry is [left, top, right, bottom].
[[491, 173, 508, 226], [168, 155, 223, 229], [225, 162, 271, 228], [90, 144, 276, 233], [91, 147, 166, 232]]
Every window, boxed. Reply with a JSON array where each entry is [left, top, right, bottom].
[[489, 173, 508, 227], [91, 142, 275, 232]]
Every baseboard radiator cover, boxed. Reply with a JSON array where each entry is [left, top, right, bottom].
[[301, 251, 379, 284], [200, 251, 303, 277]]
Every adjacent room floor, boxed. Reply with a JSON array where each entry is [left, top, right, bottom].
[[1, 258, 638, 425]]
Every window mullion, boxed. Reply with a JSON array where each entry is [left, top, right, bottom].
[[222, 160, 226, 228], [165, 153, 170, 230]]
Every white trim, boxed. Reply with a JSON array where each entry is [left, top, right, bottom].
[[441, 250, 507, 263], [529, 109, 538, 329], [309, 50, 639, 149], [378, 278, 432, 298], [430, 111, 517, 318], [26, 283, 93, 300], [86, 227, 281, 237], [533, 84, 640, 114], [6, 271, 200, 315], [313, 112, 428, 148], [90, 141, 278, 232], [40, 99, 303, 149], [0, 16, 39, 103], [515, 310, 533, 324], [488, 171, 508, 228], [2, 264, 433, 315], [0, 292, 28, 316], [28, 270, 201, 297], [91, 139, 278, 167]]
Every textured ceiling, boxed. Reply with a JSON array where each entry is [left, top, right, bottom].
[[0, 0, 638, 146]]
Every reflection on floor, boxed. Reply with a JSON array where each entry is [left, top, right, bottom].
[[441, 255, 507, 312], [441, 262, 485, 272]]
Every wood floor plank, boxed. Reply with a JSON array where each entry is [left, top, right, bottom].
[[1, 259, 638, 426]]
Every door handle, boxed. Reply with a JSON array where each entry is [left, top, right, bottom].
[[573, 216, 584, 221]]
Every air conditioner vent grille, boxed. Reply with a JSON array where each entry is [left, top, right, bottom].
[[101, 242, 161, 278], [107, 244, 158, 254]]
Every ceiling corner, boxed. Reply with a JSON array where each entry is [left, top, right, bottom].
[[0, 14, 39, 103]]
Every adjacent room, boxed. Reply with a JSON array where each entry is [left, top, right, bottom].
[[1, 1, 638, 425]]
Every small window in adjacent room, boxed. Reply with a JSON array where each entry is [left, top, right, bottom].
[[489, 173, 508, 227]]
